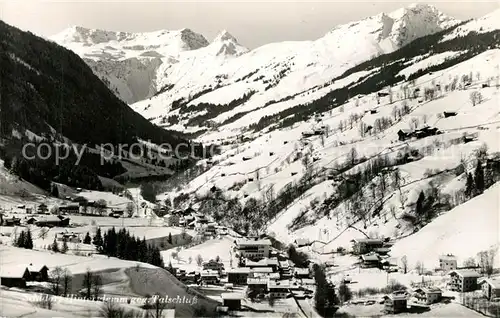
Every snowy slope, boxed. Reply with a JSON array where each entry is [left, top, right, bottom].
[[390, 182, 500, 269], [52, 4, 458, 115], [156, 42, 500, 272], [442, 8, 500, 41]]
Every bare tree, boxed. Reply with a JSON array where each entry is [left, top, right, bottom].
[[95, 199, 107, 216], [409, 117, 419, 130], [100, 300, 140, 318], [196, 254, 204, 267], [463, 257, 477, 268], [83, 268, 93, 300], [92, 274, 102, 300], [470, 91, 483, 106], [126, 202, 135, 218], [477, 249, 496, 277], [50, 267, 63, 296], [347, 147, 357, 166], [62, 268, 72, 297], [401, 256, 408, 274], [392, 169, 407, 209], [415, 261, 424, 275]]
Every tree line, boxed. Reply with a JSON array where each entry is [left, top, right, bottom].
[[92, 227, 164, 268]]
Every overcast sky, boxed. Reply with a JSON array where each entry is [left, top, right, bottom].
[[1, 1, 498, 48]]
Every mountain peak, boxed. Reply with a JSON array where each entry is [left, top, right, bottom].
[[178, 28, 209, 50], [213, 30, 238, 43]]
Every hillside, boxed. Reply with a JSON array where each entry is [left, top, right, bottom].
[[0, 20, 184, 147], [0, 20, 204, 191], [142, 8, 500, 270]]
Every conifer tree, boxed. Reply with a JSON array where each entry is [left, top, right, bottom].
[[465, 172, 475, 198], [16, 230, 26, 248], [415, 191, 425, 216], [51, 238, 59, 253], [93, 228, 103, 251], [474, 160, 485, 194], [61, 240, 68, 254], [24, 229, 33, 249], [83, 232, 92, 244]]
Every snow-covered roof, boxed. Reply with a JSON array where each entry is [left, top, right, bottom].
[[268, 280, 291, 289], [251, 267, 273, 274], [0, 266, 30, 278], [478, 278, 500, 289], [201, 270, 219, 277], [414, 287, 442, 294], [294, 268, 310, 275], [439, 254, 457, 261], [227, 268, 251, 274], [294, 238, 310, 245], [236, 238, 272, 246], [353, 238, 384, 244], [448, 270, 481, 278], [247, 278, 268, 285], [245, 257, 278, 267], [221, 293, 244, 300], [27, 264, 48, 273], [361, 254, 381, 261]]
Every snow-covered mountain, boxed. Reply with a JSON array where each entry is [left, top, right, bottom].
[[51, 26, 212, 103], [51, 3, 458, 111]]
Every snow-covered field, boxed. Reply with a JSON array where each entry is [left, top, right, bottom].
[[0, 246, 156, 275], [161, 235, 235, 272]]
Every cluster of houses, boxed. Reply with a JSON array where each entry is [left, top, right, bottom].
[[163, 207, 226, 238], [352, 238, 396, 271], [0, 213, 71, 228], [170, 237, 317, 312], [397, 126, 442, 142], [0, 263, 49, 288], [26, 215, 71, 227]]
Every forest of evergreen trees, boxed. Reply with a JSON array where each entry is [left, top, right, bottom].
[[92, 227, 164, 268]]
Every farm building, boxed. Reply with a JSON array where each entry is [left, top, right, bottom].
[[0, 266, 31, 288], [359, 253, 382, 268], [35, 215, 70, 227], [294, 238, 310, 247], [221, 293, 243, 311], [413, 287, 442, 305], [27, 264, 49, 282], [59, 205, 80, 214], [479, 278, 500, 300], [2, 216, 21, 226], [202, 260, 224, 272], [352, 238, 384, 255], [384, 293, 407, 314]]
